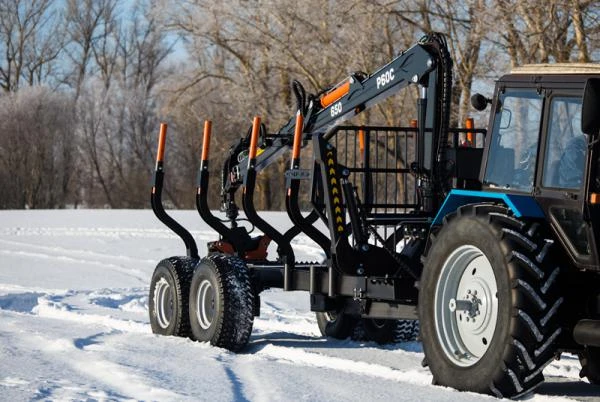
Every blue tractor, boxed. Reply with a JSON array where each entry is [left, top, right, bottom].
[[148, 33, 600, 397]]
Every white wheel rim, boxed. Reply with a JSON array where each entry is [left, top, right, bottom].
[[325, 311, 338, 322], [434, 245, 498, 367], [154, 277, 172, 329], [196, 279, 215, 330]]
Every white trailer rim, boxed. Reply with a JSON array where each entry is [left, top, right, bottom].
[[196, 279, 215, 330], [154, 277, 172, 329], [434, 245, 499, 367]]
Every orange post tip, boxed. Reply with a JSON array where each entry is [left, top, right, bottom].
[[156, 123, 167, 162], [465, 117, 474, 146], [202, 120, 212, 161], [249, 116, 261, 160], [409, 119, 418, 128], [292, 113, 303, 161], [358, 128, 365, 154], [591, 193, 600, 204]]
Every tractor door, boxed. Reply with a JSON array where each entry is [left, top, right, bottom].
[[483, 88, 544, 193], [535, 92, 597, 268]]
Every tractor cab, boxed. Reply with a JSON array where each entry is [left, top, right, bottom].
[[479, 65, 600, 270]]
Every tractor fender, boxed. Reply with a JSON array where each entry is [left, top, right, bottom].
[[432, 189, 545, 226]]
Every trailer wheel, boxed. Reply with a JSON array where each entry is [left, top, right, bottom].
[[189, 254, 254, 352], [361, 319, 398, 344], [579, 346, 600, 384], [419, 204, 562, 398], [357, 319, 419, 343], [396, 320, 420, 342], [316, 311, 357, 339], [149, 257, 196, 337]]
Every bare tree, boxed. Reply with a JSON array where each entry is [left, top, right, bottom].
[[0, 0, 64, 92], [75, 4, 172, 208], [0, 86, 75, 208], [492, 0, 599, 67], [64, 0, 117, 99]]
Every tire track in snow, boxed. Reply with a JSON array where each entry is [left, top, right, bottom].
[[252, 345, 577, 401], [253, 301, 321, 337], [0, 283, 67, 295], [254, 344, 433, 387], [25, 332, 187, 401], [0, 248, 148, 282], [0, 227, 326, 261], [0, 238, 156, 265], [0, 226, 216, 240], [0, 287, 150, 334], [33, 294, 150, 334]]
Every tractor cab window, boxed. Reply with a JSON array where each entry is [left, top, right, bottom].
[[484, 90, 543, 192], [542, 97, 587, 190]]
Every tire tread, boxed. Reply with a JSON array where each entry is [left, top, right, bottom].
[[420, 204, 562, 398], [206, 254, 255, 352], [149, 256, 196, 338]]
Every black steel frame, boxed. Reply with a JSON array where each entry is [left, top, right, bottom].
[[150, 33, 489, 320]]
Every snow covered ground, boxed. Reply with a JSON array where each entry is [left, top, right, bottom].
[[0, 209, 599, 401]]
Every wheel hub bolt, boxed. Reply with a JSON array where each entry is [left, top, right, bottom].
[[449, 298, 473, 313]]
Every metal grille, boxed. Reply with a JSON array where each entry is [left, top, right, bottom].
[[326, 125, 486, 249], [328, 126, 418, 215]]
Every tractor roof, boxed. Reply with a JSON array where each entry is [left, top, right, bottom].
[[511, 63, 600, 74]]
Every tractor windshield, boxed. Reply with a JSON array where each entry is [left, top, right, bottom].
[[484, 89, 543, 192]]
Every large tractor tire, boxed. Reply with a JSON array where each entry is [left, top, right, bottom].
[[149, 257, 196, 337], [189, 254, 255, 352], [579, 346, 600, 384], [316, 311, 357, 339], [419, 204, 563, 398]]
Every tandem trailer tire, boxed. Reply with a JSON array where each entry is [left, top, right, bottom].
[[359, 319, 419, 343], [149, 257, 196, 337], [361, 319, 399, 344], [396, 319, 420, 342], [419, 204, 563, 398], [316, 311, 357, 340], [189, 253, 255, 352]]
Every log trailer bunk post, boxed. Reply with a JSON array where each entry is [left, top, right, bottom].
[[149, 32, 600, 397]]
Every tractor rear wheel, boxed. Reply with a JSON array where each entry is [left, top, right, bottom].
[[189, 254, 254, 352], [419, 204, 562, 398], [149, 257, 196, 337]]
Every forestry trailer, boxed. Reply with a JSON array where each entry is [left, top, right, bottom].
[[148, 32, 600, 397]]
